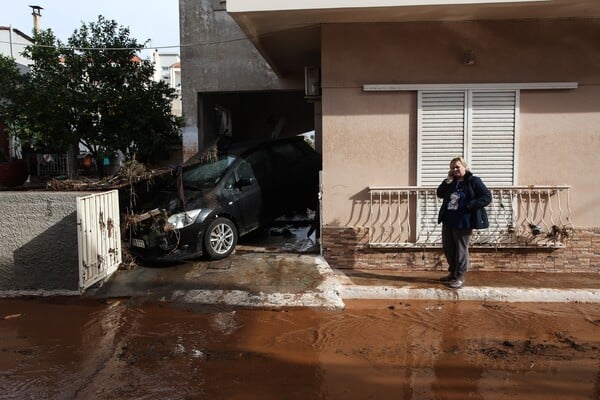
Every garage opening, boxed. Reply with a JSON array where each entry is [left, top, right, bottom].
[[197, 89, 321, 255], [198, 90, 314, 147]]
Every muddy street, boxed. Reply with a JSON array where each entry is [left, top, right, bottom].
[[1, 298, 599, 400]]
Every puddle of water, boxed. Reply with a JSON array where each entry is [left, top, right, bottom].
[[1, 298, 599, 399]]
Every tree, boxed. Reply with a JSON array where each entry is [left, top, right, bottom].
[[0, 16, 181, 176], [0, 55, 29, 162]]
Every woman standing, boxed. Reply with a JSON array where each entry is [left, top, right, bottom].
[[437, 157, 491, 288]]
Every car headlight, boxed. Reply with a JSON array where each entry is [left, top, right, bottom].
[[164, 209, 202, 231]]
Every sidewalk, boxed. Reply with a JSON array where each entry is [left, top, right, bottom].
[[239, 227, 600, 304], [88, 251, 600, 309], [239, 228, 600, 304], [335, 269, 600, 303], [88, 253, 344, 310], [81, 224, 600, 308]]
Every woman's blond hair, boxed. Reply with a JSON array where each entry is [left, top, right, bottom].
[[450, 156, 469, 170]]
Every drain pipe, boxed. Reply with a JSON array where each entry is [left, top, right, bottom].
[[8, 25, 14, 59]]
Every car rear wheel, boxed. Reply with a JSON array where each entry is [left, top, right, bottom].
[[204, 217, 238, 259]]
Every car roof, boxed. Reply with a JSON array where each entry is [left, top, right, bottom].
[[183, 136, 308, 166]]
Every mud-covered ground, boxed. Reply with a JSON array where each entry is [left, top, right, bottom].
[[1, 298, 599, 399]]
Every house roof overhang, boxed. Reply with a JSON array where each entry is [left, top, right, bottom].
[[227, 0, 600, 77], [0, 26, 34, 43]]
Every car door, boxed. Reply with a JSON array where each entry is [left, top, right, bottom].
[[242, 148, 273, 225], [221, 155, 264, 234]]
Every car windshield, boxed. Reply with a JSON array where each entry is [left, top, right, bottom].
[[181, 155, 237, 189]]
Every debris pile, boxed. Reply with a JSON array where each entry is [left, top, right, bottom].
[[45, 159, 169, 191]]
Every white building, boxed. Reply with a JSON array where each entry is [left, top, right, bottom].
[[152, 50, 182, 116], [0, 26, 33, 71], [0, 26, 33, 160]]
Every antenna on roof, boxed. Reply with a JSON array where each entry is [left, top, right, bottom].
[[29, 5, 43, 33]]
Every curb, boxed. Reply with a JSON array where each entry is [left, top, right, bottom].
[[340, 285, 600, 303], [0, 290, 80, 298], [169, 288, 344, 309]]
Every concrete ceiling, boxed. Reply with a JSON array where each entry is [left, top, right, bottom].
[[228, 0, 600, 77]]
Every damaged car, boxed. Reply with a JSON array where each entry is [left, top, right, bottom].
[[126, 136, 320, 261]]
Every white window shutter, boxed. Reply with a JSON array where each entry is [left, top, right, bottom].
[[469, 91, 516, 186], [418, 91, 466, 186], [468, 91, 517, 244]]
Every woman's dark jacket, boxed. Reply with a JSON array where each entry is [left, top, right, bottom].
[[437, 171, 492, 229]]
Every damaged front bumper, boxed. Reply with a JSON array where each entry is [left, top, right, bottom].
[[126, 208, 207, 262]]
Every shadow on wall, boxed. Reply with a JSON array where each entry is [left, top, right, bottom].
[[9, 212, 80, 291], [346, 187, 371, 227], [323, 187, 450, 270]]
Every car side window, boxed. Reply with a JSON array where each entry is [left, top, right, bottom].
[[236, 160, 254, 181], [223, 160, 254, 189]]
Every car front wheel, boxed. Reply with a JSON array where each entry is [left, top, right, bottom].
[[203, 217, 238, 259]]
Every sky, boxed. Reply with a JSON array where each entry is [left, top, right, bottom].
[[1, 0, 180, 57]]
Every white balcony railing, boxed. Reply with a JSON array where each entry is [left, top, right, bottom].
[[368, 186, 573, 249]]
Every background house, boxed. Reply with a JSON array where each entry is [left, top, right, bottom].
[[151, 50, 182, 116], [210, 0, 600, 273], [0, 25, 33, 71], [0, 26, 33, 163]]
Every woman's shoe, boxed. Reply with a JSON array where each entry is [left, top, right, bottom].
[[448, 279, 464, 289]]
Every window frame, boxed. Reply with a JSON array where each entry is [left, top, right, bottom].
[[417, 89, 520, 187]]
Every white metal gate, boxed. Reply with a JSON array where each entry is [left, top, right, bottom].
[[77, 190, 122, 291]]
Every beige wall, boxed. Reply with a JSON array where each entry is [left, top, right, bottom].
[[323, 89, 415, 227], [321, 19, 600, 228], [520, 86, 600, 226]]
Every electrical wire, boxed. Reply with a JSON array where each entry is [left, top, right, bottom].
[[0, 37, 245, 51], [0, 23, 319, 52]]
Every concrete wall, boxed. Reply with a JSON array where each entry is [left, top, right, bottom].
[[179, 0, 284, 159], [320, 19, 600, 229], [0, 192, 92, 292]]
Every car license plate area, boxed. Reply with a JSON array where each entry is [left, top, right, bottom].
[[132, 238, 146, 248]]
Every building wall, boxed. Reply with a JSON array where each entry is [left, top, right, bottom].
[[179, 0, 284, 159], [320, 19, 600, 270], [153, 52, 180, 83], [0, 192, 93, 292], [151, 51, 183, 118], [0, 27, 32, 68], [519, 86, 600, 226]]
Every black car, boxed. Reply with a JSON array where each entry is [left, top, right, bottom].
[[126, 136, 320, 261]]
